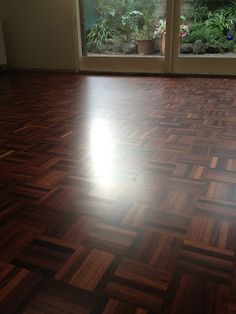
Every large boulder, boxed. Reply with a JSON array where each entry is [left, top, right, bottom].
[[205, 44, 220, 54], [122, 41, 138, 54], [180, 43, 193, 54], [193, 40, 205, 54]]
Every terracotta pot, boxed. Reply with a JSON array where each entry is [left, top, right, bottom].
[[137, 40, 154, 55]]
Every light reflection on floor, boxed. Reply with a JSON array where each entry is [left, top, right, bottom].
[[90, 119, 114, 186]]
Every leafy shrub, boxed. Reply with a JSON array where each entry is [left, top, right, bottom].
[[87, 0, 159, 45], [122, 10, 144, 40], [206, 9, 234, 34], [87, 19, 118, 47], [183, 22, 234, 53], [222, 2, 236, 30], [207, 37, 234, 52], [183, 23, 222, 44], [227, 1, 236, 14], [186, 6, 209, 23], [96, 0, 124, 31], [95, 0, 157, 34], [183, 0, 236, 53], [135, 17, 159, 40]]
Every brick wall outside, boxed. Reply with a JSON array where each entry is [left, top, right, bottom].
[[156, 0, 194, 17]]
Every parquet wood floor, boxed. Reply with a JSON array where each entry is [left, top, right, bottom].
[[1, 72, 236, 313]]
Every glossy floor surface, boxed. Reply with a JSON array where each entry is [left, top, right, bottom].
[[1, 73, 236, 313]]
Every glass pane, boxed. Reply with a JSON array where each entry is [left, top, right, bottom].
[[80, 0, 167, 57], [179, 0, 236, 57]]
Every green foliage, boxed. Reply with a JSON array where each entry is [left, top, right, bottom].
[[95, 0, 157, 32], [183, 23, 222, 44], [122, 11, 144, 40], [96, 0, 125, 31], [183, 0, 236, 53], [88, 0, 236, 54], [183, 21, 235, 53], [227, 1, 236, 15], [87, 19, 118, 47], [186, 6, 209, 23], [207, 37, 234, 52], [187, 1, 236, 24], [135, 18, 158, 40], [206, 9, 234, 34], [88, 0, 157, 43]]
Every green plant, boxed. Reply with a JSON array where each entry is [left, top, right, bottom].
[[96, 0, 157, 38], [208, 36, 234, 52], [206, 9, 234, 34], [96, 0, 156, 24], [186, 6, 209, 23], [186, 1, 236, 24], [122, 10, 144, 40], [181, 0, 236, 54], [135, 17, 158, 40], [223, 2, 236, 29], [183, 21, 235, 53], [96, 0, 125, 31], [87, 18, 118, 47], [183, 23, 223, 44]]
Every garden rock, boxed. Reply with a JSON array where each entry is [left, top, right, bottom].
[[180, 43, 193, 54], [112, 40, 124, 53], [96, 44, 113, 54], [122, 41, 138, 54], [205, 45, 220, 54], [193, 40, 205, 54]]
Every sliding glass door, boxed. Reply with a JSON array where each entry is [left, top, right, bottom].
[[172, 0, 236, 75], [76, 0, 236, 75]]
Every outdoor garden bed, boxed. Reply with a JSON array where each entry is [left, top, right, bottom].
[[82, 0, 236, 57]]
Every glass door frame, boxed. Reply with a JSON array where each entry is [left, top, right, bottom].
[[74, 0, 236, 75]]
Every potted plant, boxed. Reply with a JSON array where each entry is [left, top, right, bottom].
[[135, 18, 158, 55]]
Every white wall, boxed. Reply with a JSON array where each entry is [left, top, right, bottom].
[[0, 0, 78, 71]]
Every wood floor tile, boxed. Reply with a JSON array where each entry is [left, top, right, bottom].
[[0, 262, 41, 314], [102, 298, 148, 314], [169, 272, 230, 314], [22, 279, 98, 314]]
